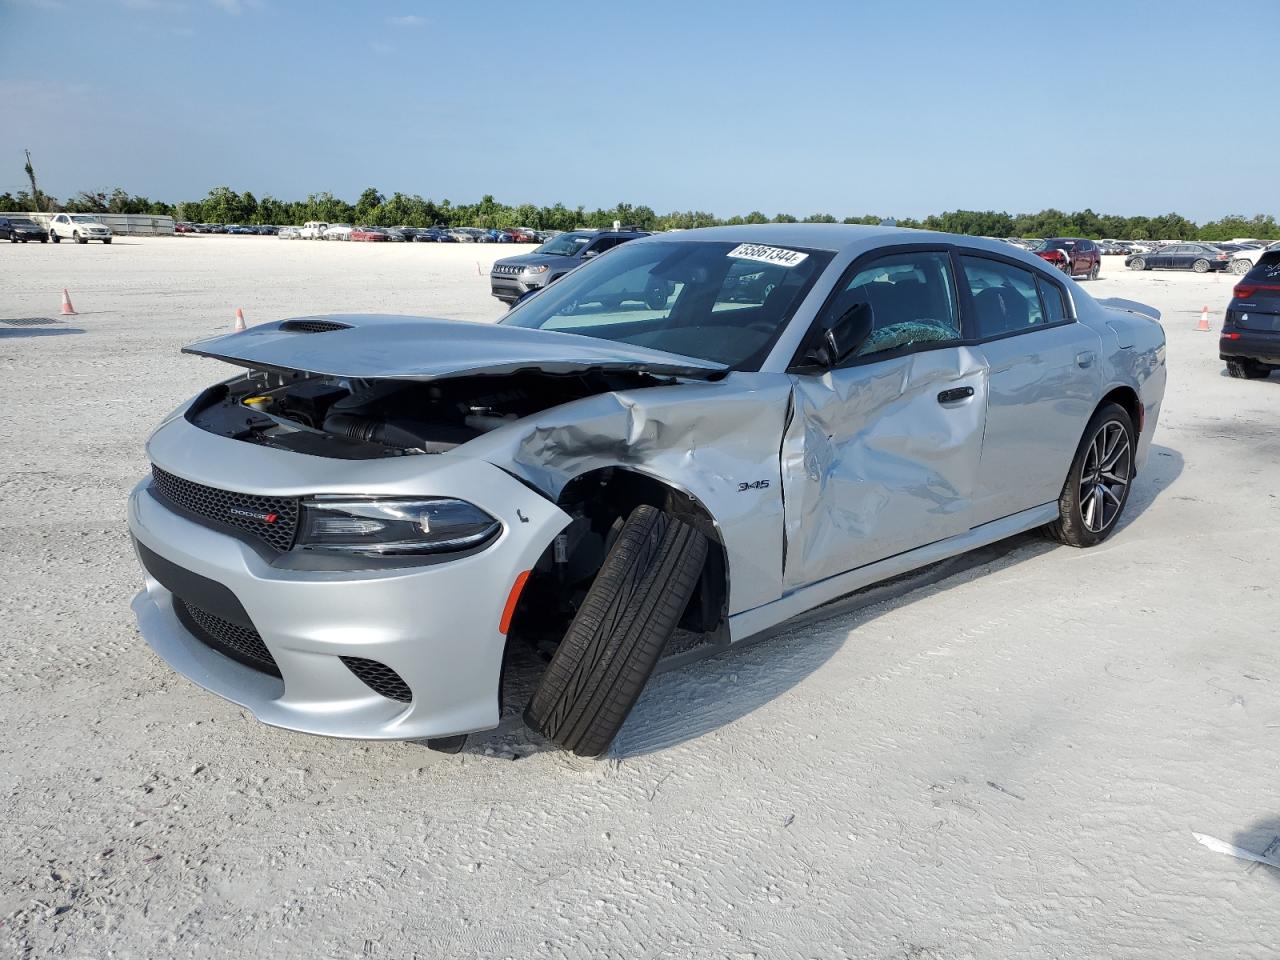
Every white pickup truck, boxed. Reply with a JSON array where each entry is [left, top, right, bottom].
[[48, 214, 113, 244], [298, 221, 330, 240]]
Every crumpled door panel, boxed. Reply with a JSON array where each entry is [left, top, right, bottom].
[[781, 347, 988, 591]]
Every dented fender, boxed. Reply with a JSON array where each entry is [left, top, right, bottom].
[[456, 373, 794, 616]]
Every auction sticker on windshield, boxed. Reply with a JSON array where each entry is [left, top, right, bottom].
[[727, 243, 809, 268]]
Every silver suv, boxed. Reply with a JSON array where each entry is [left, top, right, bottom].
[[490, 228, 650, 304]]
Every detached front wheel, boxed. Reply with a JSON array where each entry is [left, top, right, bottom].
[[525, 505, 708, 757], [1044, 403, 1135, 548]]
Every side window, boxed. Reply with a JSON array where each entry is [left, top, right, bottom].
[[816, 251, 961, 363], [1037, 277, 1068, 324], [960, 256, 1046, 338], [584, 237, 621, 257], [1077, 240, 1093, 253]]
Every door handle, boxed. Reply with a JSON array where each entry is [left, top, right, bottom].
[[1076, 351, 1095, 368], [937, 386, 975, 404]]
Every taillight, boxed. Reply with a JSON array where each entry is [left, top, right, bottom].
[[1235, 283, 1280, 298], [1216, 253, 1228, 260], [1223, 332, 1241, 340]]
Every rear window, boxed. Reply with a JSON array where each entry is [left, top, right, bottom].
[[1244, 253, 1280, 283]]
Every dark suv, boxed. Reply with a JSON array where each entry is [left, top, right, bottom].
[[490, 228, 650, 304], [1221, 251, 1280, 379]]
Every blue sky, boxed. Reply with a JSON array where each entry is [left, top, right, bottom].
[[0, 0, 1274, 220]]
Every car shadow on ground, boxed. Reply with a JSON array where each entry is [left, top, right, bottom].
[[1232, 818, 1280, 883], [465, 443, 1184, 761], [1217, 369, 1279, 385]]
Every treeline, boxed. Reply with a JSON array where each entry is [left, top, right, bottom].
[[2, 184, 1277, 242]]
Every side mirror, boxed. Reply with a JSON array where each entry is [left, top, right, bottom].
[[582, 248, 599, 258], [809, 302, 874, 368]]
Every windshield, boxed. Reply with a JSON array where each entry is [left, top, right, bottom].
[[11, 218, 37, 226], [1032, 239, 1072, 252], [70, 215, 101, 223], [535, 231, 593, 257], [501, 239, 834, 370]]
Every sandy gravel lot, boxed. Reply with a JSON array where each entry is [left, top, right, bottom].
[[1, 236, 1278, 959]]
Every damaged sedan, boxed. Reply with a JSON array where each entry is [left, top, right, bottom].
[[128, 225, 1166, 756]]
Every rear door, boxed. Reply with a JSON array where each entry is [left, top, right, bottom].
[[1075, 239, 1096, 273], [958, 252, 1102, 526], [781, 247, 988, 589]]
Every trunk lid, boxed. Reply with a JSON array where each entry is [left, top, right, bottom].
[[182, 314, 728, 381]]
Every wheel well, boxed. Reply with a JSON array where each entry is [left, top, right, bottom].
[[503, 467, 729, 669], [1100, 385, 1142, 437]]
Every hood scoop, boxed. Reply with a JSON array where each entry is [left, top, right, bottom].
[[279, 318, 353, 334], [183, 314, 729, 382]]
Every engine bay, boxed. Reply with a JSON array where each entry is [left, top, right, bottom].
[[186, 367, 668, 459]]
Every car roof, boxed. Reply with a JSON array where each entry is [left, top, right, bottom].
[[632, 223, 1025, 257]]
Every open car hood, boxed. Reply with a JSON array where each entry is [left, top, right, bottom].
[[182, 314, 729, 381]]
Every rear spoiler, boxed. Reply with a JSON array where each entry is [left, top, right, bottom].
[[1096, 298, 1161, 323]]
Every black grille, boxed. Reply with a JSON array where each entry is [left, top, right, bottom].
[[341, 657, 412, 702], [150, 465, 299, 552], [279, 319, 351, 334], [176, 599, 280, 677]]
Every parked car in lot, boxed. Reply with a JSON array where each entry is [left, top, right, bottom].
[[48, 213, 112, 244], [490, 228, 651, 304], [1221, 250, 1280, 379], [351, 226, 389, 242], [1031, 238, 1101, 279], [278, 226, 302, 239], [299, 221, 330, 240], [323, 223, 354, 241], [415, 227, 455, 243], [174, 221, 197, 234], [226, 224, 254, 235], [0, 216, 48, 242], [1125, 242, 1231, 273], [1226, 240, 1280, 275], [128, 225, 1166, 757]]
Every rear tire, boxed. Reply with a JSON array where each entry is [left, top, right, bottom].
[[524, 504, 708, 757], [1044, 403, 1135, 548], [1192, 258, 1210, 273], [1226, 358, 1271, 379]]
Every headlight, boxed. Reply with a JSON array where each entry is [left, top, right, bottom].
[[523, 264, 549, 274], [296, 497, 501, 556]]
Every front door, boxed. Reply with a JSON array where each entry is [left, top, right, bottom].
[[954, 253, 1103, 525], [781, 248, 988, 591]]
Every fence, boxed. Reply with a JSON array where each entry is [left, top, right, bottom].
[[0, 212, 175, 236]]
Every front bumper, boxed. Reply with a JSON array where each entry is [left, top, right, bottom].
[[490, 274, 541, 303], [128, 413, 570, 740]]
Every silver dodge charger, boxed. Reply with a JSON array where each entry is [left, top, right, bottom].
[[128, 225, 1166, 756]]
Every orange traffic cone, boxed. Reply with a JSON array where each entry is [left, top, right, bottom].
[[233, 308, 246, 332], [60, 288, 77, 316], [1196, 306, 1210, 332]]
